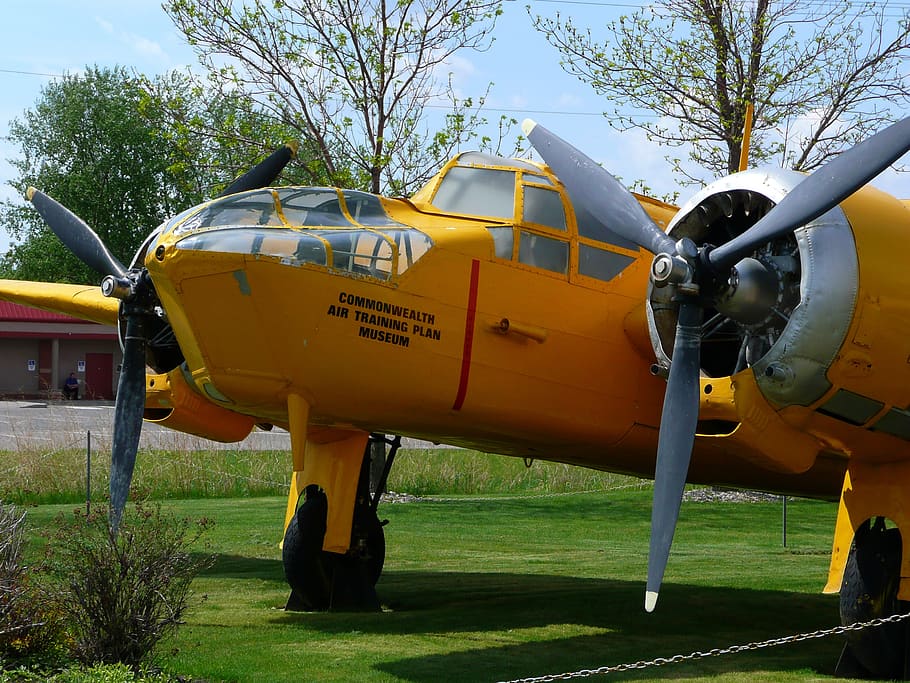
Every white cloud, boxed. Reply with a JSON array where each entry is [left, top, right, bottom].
[[92, 14, 176, 68], [445, 53, 476, 83], [95, 17, 114, 35], [507, 93, 528, 109], [131, 35, 167, 61], [553, 92, 585, 110]]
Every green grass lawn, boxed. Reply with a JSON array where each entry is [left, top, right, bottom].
[[21, 489, 851, 682]]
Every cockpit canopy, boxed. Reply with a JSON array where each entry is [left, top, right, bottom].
[[415, 151, 639, 252], [424, 152, 565, 229], [164, 187, 433, 280], [411, 151, 643, 282]]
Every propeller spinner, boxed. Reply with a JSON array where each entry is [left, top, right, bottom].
[[28, 144, 297, 531], [525, 116, 910, 612]]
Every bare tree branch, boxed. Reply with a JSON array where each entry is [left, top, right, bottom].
[[531, 0, 910, 184], [166, 0, 507, 195]]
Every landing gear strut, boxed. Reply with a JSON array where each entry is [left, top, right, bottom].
[[282, 433, 400, 611], [837, 517, 910, 679]]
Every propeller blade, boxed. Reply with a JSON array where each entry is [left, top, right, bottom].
[[217, 141, 299, 198], [109, 312, 148, 532], [709, 116, 910, 271], [523, 119, 676, 256], [27, 188, 127, 278], [646, 298, 703, 612]]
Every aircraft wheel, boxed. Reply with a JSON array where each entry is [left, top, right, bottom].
[[283, 485, 332, 610], [282, 485, 384, 611], [839, 518, 909, 679]]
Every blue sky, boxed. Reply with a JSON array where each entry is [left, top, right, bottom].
[[1, 0, 907, 256]]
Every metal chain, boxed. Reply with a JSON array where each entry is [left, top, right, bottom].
[[497, 611, 910, 683], [427, 483, 652, 503]]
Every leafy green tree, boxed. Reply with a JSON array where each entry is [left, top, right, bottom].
[[532, 0, 910, 183], [1, 67, 185, 283], [165, 0, 510, 195], [138, 69, 339, 197], [1, 66, 325, 283]]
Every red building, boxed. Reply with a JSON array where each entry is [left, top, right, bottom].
[[0, 301, 122, 399]]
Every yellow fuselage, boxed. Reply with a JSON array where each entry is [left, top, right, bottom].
[[145, 171, 847, 502]]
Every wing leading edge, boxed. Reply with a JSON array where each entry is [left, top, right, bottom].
[[0, 279, 119, 326]]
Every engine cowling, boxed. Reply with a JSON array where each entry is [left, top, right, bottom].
[[647, 167, 910, 439], [145, 366, 255, 442]]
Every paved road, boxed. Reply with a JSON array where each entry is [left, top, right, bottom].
[[0, 399, 438, 453], [0, 399, 292, 452]]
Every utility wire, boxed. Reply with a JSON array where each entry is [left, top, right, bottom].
[[0, 68, 64, 78], [2, 0, 907, 119]]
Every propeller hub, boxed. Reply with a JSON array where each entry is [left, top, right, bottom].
[[714, 257, 780, 325], [101, 275, 132, 300], [650, 253, 691, 288]]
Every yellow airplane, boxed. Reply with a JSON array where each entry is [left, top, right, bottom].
[[4, 116, 910, 678]]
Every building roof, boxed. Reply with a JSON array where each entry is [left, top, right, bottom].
[[0, 300, 97, 324]]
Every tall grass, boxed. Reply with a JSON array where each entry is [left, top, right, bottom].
[[0, 445, 644, 505], [0, 448, 290, 505], [388, 448, 644, 495]]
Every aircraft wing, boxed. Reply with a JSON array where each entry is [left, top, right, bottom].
[[0, 278, 119, 326]]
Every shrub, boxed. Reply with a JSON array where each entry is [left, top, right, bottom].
[[0, 662, 176, 682], [0, 503, 67, 661], [44, 503, 212, 669], [54, 662, 174, 682], [0, 503, 33, 647]]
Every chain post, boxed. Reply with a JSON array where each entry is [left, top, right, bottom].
[[85, 430, 91, 515], [782, 494, 788, 547]]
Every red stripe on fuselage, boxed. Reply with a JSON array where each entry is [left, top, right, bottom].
[[452, 259, 480, 411]]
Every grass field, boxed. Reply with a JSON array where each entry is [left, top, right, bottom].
[[17, 476, 853, 682], [0, 447, 637, 505]]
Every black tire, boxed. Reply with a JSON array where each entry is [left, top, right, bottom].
[[840, 520, 908, 679], [282, 486, 332, 610], [282, 486, 385, 611]]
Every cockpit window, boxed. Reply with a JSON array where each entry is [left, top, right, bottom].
[[456, 151, 541, 172], [341, 190, 408, 227], [175, 227, 432, 281], [167, 187, 413, 238], [191, 193, 285, 230], [518, 232, 568, 275], [523, 173, 553, 186], [522, 186, 566, 231], [167, 187, 432, 280], [278, 188, 355, 226], [430, 167, 516, 219]]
